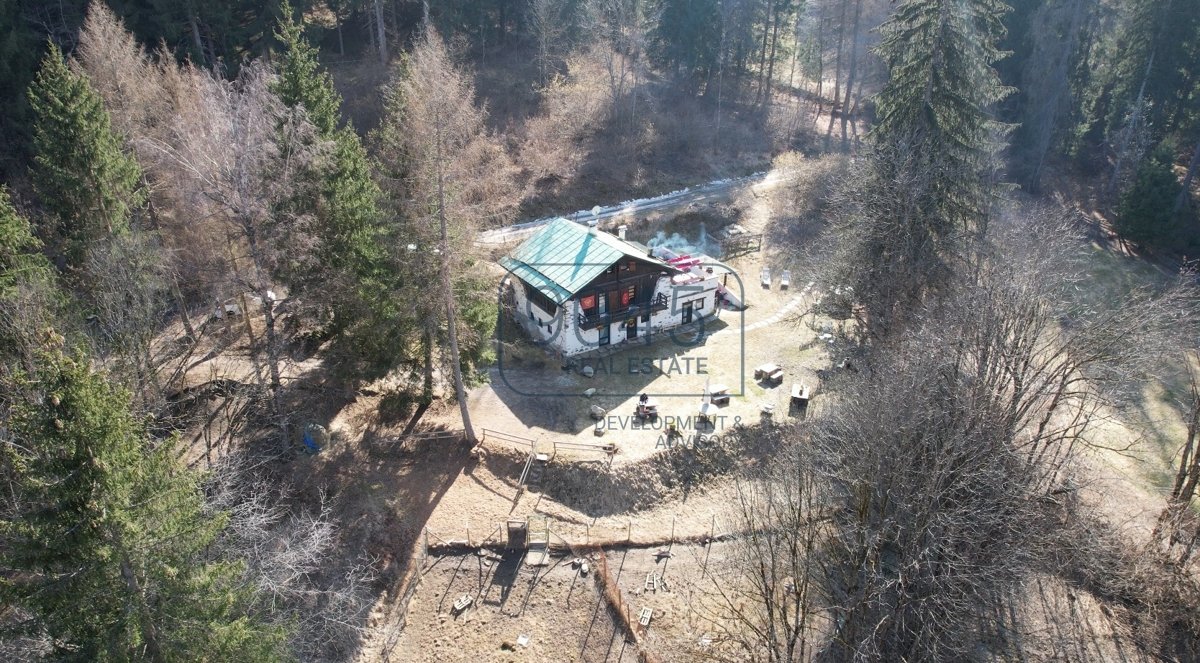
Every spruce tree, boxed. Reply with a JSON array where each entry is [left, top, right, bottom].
[[0, 186, 61, 377], [0, 338, 289, 661], [836, 0, 1013, 339], [0, 187, 53, 302], [1116, 142, 1189, 248], [872, 0, 1013, 234], [649, 0, 721, 81], [27, 43, 145, 266], [273, 2, 340, 137], [273, 4, 411, 381]]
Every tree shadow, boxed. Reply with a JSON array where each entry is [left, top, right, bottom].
[[493, 316, 732, 432], [253, 363, 475, 660]]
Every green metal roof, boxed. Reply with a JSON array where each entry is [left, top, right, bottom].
[[500, 218, 670, 305]]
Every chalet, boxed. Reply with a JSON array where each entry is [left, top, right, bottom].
[[500, 218, 742, 357]]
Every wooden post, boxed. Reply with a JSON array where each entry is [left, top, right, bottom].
[[627, 519, 632, 543]]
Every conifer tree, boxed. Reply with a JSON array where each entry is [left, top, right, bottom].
[[0, 337, 289, 661], [27, 43, 145, 266], [872, 0, 1013, 234], [834, 0, 1013, 339], [273, 2, 340, 137], [0, 186, 61, 376], [273, 3, 411, 381], [0, 187, 53, 306], [376, 27, 513, 438], [1116, 142, 1189, 248]]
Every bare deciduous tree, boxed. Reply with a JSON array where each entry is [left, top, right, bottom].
[[146, 62, 317, 450], [734, 207, 1197, 659], [379, 27, 517, 441], [81, 229, 171, 408], [709, 444, 829, 662], [529, 0, 565, 85], [1154, 353, 1200, 563], [206, 456, 377, 661]]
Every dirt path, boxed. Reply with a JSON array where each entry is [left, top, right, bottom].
[[477, 167, 800, 246]]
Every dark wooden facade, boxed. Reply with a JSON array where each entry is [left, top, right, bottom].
[[574, 256, 673, 330]]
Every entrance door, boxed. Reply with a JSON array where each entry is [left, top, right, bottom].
[[598, 324, 610, 346], [682, 301, 694, 324], [626, 317, 638, 339]]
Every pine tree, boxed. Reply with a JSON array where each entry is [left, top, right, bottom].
[[28, 43, 145, 266], [0, 338, 290, 661]]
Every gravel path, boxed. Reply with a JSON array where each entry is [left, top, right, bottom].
[[713, 290, 814, 337]]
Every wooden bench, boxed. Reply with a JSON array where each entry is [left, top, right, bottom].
[[754, 363, 780, 380]]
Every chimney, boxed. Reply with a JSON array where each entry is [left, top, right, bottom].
[[617, 225, 628, 240]]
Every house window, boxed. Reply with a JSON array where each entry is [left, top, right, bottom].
[[523, 282, 558, 316], [621, 285, 636, 308], [693, 297, 705, 311]]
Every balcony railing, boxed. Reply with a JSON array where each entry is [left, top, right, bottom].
[[576, 293, 669, 330]]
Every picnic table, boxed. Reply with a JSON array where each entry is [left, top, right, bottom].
[[754, 363, 779, 380], [706, 383, 730, 406], [755, 363, 783, 384], [636, 397, 660, 420]]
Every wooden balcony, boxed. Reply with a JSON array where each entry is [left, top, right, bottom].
[[576, 293, 669, 330]]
